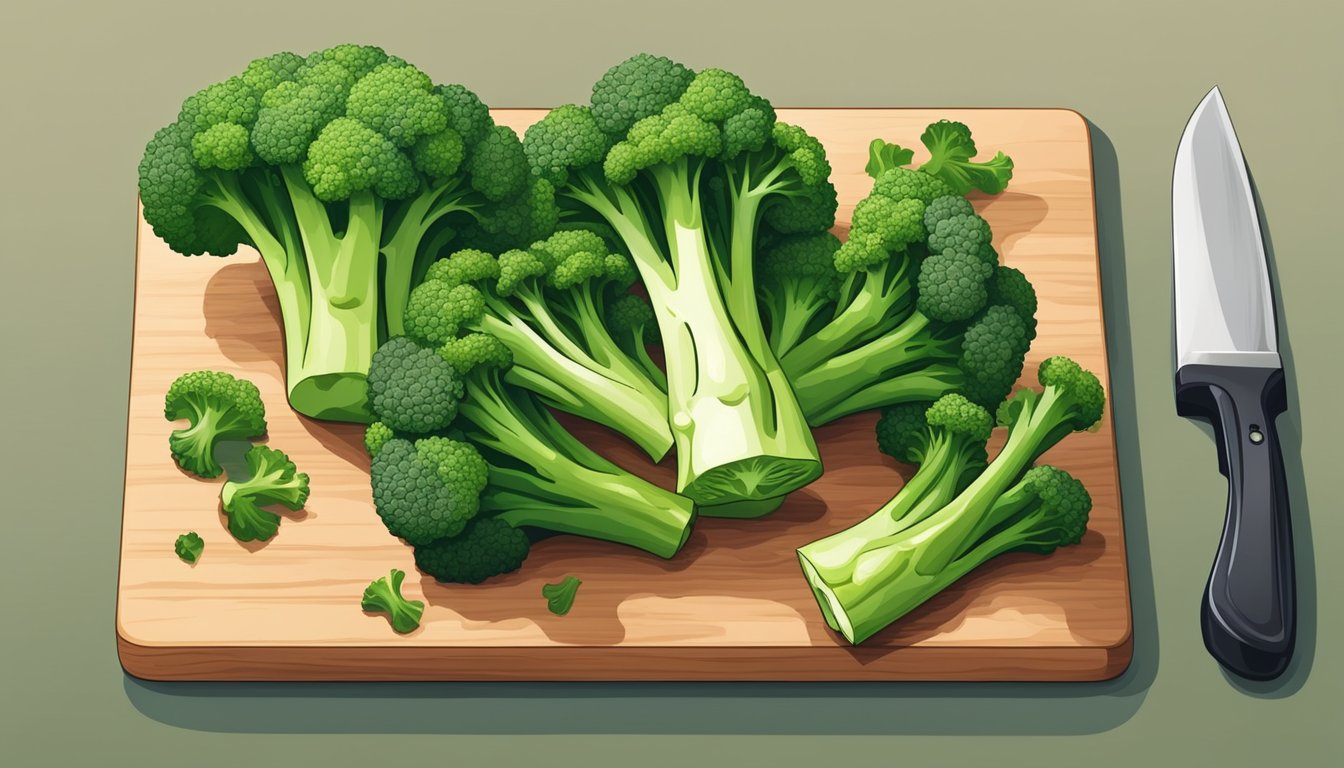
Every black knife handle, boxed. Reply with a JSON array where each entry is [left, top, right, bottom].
[[1175, 364, 1295, 680]]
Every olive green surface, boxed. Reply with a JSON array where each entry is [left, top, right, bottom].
[[1, 1, 1339, 765]]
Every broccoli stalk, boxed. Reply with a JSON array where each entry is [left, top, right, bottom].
[[163, 370, 267, 478], [408, 231, 673, 459], [523, 55, 836, 513], [139, 45, 556, 422], [797, 357, 1104, 644], [219, 445, 310, 541]]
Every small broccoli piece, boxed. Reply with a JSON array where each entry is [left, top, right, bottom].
[[863, 138, 915, 178], [219, 446, 310, 541], [917, 120, 1015, 195], [361, 569, 426, 634], [542, 575, 583, 616], [174, 532, 205, 564], [164, 370, 267, 478], [798, 359, 1103, 644]]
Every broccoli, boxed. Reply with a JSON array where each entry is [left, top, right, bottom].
[[139, 45, 557, 423], [796, 357, 1104, 644], [174, 532, 205, 564], [164, 370, 267, 478], [404, 230, 673, 459], [865, 120, 1014, 195], [766, 130, 1033, 426], [542, 575, 582, 616], [219, 445, 310, 541], [365, 321, 697, 583], [361, 569, 425, 634], [523, 54, 835, 513]]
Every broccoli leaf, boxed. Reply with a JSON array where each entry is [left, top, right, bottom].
[[541, 575, 582, 616], [174, 532, 205, 564], [917, 120, 1014, 195], [361, 569, 425, 634], [864, 138, 914, 178]]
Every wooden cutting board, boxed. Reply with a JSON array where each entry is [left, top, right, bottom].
[[117, 108, 1130, 681]]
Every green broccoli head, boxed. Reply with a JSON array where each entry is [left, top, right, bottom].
[[369, 437, 487, 546], [924, 195, 976, 234], [164, 370, 267, 478], [413, 516, 531, 584], [1001, 465, 1093, 555], [871, 167, 954, 205], [995, 356, 1106, 462], [928, 213, 993, 259], [917, 120, 1015, 195], [957, 305, 1031, 409], [523, 104, 611, 186], [988, 266, 1039, 341], [875, 401, 937, 464], [875, 394, 993, 467], [366, 336, 464, 435], [589, 53, 696, 136], [219, 445, 310, 541], [762, 183, 838, 235], [404, 281, 487, 345], [1034, 356, 1106, 429], [607, 293, 662, 350], [915, 251, 995, 322]]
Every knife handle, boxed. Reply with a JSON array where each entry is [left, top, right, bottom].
[[1175, 364, 1295, 680]]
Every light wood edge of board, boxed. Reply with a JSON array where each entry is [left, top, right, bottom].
[[116, 634, 1135, 682], [116, 107, 1134, 683]]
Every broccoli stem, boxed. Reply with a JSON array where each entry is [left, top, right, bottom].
[[476, 306, 674, 460], [458, 375, 695, 558], [780, 260, 914, 378], [561, 167, 821, 511]]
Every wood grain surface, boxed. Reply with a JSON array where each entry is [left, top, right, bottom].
[[117, 109, 1131, 681]]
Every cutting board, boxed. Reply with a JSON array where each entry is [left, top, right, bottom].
[[117, 109, 1130, 681]]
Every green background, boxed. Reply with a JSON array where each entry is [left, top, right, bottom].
[[2, 0, 1340, 765]]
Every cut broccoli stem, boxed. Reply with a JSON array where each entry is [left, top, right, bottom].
[[563, 165, 821, 510], [458, 376, 694, 558]]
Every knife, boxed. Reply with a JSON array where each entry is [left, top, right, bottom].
[[1172, 86, 1295, 681]]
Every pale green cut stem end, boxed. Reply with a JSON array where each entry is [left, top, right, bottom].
[[798, 549, 855, 642], [288, 373, 373, 423]]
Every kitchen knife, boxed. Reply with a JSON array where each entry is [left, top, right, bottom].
[[1172, 86, 1295, 681]]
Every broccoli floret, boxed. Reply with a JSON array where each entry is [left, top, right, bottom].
[[364, 421, 394, 457], [863, 138, 915, 178], [524, 54, 829, 513], [164, 370, 266, 478], [768, 126, 1031, 426], [798, 359, 1102, 644], [219, 445, 310, 541], [361, 569, 426, 634], [406, 230, 673, 460], [757, 232, 843, 358], [917, 120, 1015, 195], [542, 575, 583, 615], [364, 318, 697, 583], [140, 45, 554, 423], [174, 532, 205, 564]]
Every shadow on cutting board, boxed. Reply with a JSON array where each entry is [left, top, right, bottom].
[[122, 121, 1163, 737]]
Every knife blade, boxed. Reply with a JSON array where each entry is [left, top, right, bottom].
[[1172, 86, 1295, 681]]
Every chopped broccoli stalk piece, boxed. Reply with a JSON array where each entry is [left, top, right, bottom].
[[542, 575, 582, 616], [797, 358, 1104, 644], [219, 445, 310, 541], [174, 532, 205, 564], [164, 370, 266, 478], [140, 45, 557, 422], [361, 569, 425, 634]]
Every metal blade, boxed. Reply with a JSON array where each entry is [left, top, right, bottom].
[[1173, 87, 1280, 369]]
